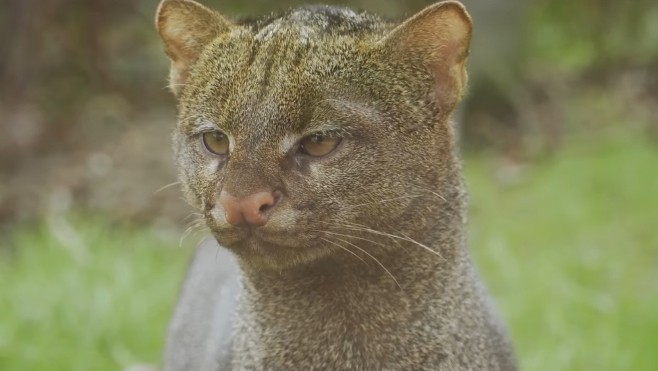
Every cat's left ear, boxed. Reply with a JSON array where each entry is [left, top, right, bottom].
[[156, 0, 235, 95], [378, 1, 472, 110]]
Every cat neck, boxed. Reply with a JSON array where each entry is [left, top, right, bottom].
[[231, 201, 477, 369], [229, 187, 479, 368]]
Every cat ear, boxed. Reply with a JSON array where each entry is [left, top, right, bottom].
[[378, 1, 472, 109], [155, 0, 235, 95]]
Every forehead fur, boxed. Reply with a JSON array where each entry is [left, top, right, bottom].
[[239, 6, 388, 39], [177, 6, 398, 141]]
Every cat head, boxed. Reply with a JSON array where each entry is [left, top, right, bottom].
[[156, 0, 472, 269]]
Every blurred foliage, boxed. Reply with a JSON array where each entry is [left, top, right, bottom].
[[527, 0, 658, 73], [2, 0, 656, 134]]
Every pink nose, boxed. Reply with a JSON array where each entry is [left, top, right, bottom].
[[218, 190, 281, 227]]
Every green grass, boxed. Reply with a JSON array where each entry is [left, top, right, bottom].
[[1, 135, 657, 370], [467, 134, 658, 370], [0, 219, 191, 370]]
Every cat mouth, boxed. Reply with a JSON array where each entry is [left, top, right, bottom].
[[212, 227, 312, 251], [248, 232, 302, 250]]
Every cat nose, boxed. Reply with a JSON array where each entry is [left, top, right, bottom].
[[218, 190, 282, 227]]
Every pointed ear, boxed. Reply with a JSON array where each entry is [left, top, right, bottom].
[[378, 1, 472, 109], [155, 0, 235, 95]]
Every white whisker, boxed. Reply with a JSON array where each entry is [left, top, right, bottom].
[[179, 223, 207, 248], [154, 181, 181, 195], [332, 222, 446, 261], [313, 229, 389, 249], [347, 194, 424, 209], [320, 235, 401, 289], [319, 237, 369, 266]]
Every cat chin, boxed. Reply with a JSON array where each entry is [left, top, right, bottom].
[[240, 249, 335, 271], [212, 233, 335, 270], [211, 228, 311, 249]]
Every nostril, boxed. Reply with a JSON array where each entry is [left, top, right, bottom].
[[258, 190, 282, 213], [223, 190, 283, 227], [259, 203, 271, 213]]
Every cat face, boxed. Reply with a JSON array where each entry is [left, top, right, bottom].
[[157, 1, 472, 269]]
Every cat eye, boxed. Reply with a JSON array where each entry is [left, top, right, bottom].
[[299, 133, 342, 157], [202, 131, 229, 156]]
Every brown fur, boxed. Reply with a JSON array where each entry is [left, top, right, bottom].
[[156, 0, 517, 369]]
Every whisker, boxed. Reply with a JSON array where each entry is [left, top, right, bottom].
[[429, 191, 447, 202], [347, 194, 424, 209], [183, 212, 204, 222], [320, 236, 401, 289], [418, 188, 448, 202], [313, 229, 389, 249], [190, 225, 209, 242], [154, 181, 181, 195], [179, 223, 207, 248], [194, 233, 209, 249], [183, 217, 205, 230], [330, 222, 446, 261], [178, 196, 202, 211], [164, 83, 192, 90], [319, 237, 369, 266], [346, 188, 449, 210]]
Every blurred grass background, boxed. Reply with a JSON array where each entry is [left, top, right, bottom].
[[1, 0, 657, 370]]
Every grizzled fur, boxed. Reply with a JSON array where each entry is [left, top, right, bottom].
[[156, 0, 517, 370]]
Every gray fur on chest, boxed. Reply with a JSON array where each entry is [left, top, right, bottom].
[[163, 239, 238, 371], [163, 240, 516, 371], [229, 275, 512, 370]]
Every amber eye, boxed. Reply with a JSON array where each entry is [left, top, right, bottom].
[[299, 133, 342, 157], [202, 131, 229, 155]]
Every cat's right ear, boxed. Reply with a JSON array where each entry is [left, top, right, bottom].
[[377, 1, 472, 111], [156, 0, 234, 95]]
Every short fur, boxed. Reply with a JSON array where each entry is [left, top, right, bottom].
[[156, 0, 517, 370]]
